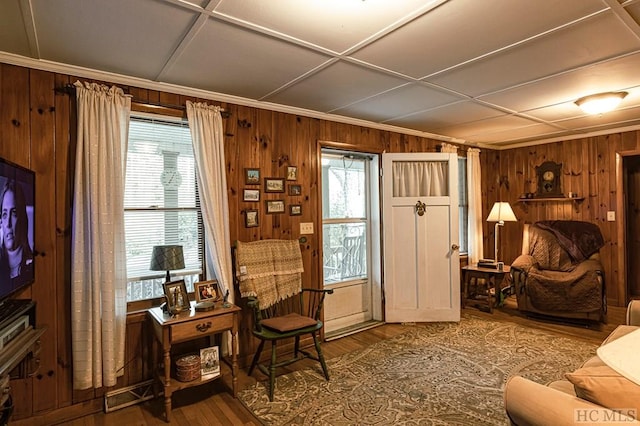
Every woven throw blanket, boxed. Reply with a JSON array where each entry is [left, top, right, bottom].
[[528, 226, 573, 271], [236, 239, 303, 309], [527, 262, 602, 312], [535, 220, 604, 262]]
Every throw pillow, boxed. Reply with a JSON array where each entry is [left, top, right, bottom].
[[565, 360, 640, 417]]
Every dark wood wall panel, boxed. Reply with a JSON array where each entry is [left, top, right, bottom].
[[53, 72, 74, 410], [4, 61, 639, 423], [29, 69, 58, 413], [2, 65, 34, 420]]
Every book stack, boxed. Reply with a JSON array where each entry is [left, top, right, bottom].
[[477, 259, 499, 269]]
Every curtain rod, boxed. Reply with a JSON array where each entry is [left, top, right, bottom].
[[54, 84, 230, 118]]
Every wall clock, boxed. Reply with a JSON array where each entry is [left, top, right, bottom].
[[535, 161, 562, 197], [160, 168, 182, 190]]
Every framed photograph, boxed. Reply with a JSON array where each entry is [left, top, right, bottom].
[[289, 184, 302, 196], [163, 280, 190, 313], [243, 188, 260, 202], [266, 200, 285, 214], [289, 204, 302, 216], [287, 166, 298, 181], [195, 280, 221, 303], [264, 178, 285, 193], [245, 209, 259, 227], [245, 168, 260, 185], [200, 346, 220, 381]]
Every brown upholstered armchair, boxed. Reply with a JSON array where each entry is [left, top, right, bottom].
[[510, 220, 606, 322]]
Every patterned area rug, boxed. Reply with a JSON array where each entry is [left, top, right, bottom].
[[238, 314, 598, 425]]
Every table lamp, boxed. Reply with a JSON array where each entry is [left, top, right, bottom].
[[486, 202, 517, 263], [150, 245, 185, 282]]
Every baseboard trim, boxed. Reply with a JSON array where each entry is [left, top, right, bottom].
[[325, 320, 384, 341]]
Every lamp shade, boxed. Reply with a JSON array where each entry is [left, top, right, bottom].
[[150, 245, 185, 272], [486, 202, 517, 223], [575, 91, 627, 115]]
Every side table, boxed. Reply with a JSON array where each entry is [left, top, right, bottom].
[[148, 301, 241, 423], [461, 264, 511, 313]]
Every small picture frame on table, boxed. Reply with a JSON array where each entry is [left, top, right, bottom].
[[245, 168, 260, 185], [163, 280, 190, 314], [289, 204, 302, 216], [264, 178, 285, 193], [245, 209, 259, 227], [200, 346, 220, 380], [266, 200, 285, 214], [195, 280, 221, 303], [243, 189, 260, 202]]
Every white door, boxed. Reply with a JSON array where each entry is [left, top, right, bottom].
[[321, 151, 382, 334], [382, 153, 460, 322]]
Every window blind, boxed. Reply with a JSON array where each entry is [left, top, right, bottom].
[[125, 115, 203, 301]]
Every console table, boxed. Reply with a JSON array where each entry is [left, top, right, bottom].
[[461, 265, 511, 313], [148, 302, 240, 423]]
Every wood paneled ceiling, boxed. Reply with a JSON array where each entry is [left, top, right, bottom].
[[3, 0, 640, 148]]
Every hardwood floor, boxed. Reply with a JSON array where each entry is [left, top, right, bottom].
[[26, 301, 629, 425]]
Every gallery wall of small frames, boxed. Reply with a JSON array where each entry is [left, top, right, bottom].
[[242, 166, 302, 227]]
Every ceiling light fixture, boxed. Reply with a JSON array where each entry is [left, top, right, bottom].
[[575, 91, 628, 115]]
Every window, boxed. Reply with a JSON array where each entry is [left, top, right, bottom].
[[124, 115, 204, 302], [321, 152, 369, 285], [458, 157, 468, 254]]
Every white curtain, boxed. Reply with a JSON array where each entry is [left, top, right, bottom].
[[186, 101, 233, 305], [392, 161, 448, 197], [467, 148, 484, 263], [71, 81, 130, 390], [440, 142, 458, 154]]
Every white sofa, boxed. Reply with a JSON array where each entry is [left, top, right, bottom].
[[504, 300, 640, 425]]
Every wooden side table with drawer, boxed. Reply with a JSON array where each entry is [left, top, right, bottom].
[[148, 302, 241, 423]]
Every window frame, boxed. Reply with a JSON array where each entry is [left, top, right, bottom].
[[458, 156, 469, 255], [124, 111, 205, 309]]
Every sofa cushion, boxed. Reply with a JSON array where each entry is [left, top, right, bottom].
[[565, 358, 640, 417], [601, 325, 638, 345]]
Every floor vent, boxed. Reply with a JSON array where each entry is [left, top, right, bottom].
[[104, 379, 158, 413]]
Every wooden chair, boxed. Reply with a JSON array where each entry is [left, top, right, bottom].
[[234, 239, 333, 401], [246, 287, 333, 401]]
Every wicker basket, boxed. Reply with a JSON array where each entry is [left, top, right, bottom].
[[175, 354, 200, 382]]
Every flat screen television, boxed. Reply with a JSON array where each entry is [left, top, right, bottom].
[[0, 157, 35, 299]]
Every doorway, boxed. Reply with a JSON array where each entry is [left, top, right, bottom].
[[624, 155, 640, 299], [320, 149, 382, 338], [381, 152, 460, 322]]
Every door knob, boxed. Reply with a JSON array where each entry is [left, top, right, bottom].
[[415, 201, 426, 216], [451, 244, 460, 251]]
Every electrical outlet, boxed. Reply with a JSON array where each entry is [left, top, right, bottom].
[[607, 211, 616, 222], [300, 222, 314, 234]]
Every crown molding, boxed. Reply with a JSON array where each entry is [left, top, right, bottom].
[[0, 51, 466, 146], [4, 51, 637, 151]]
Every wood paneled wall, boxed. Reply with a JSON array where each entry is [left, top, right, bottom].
[[0, 64, 457, 423], [6, 60, 638, 423]]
